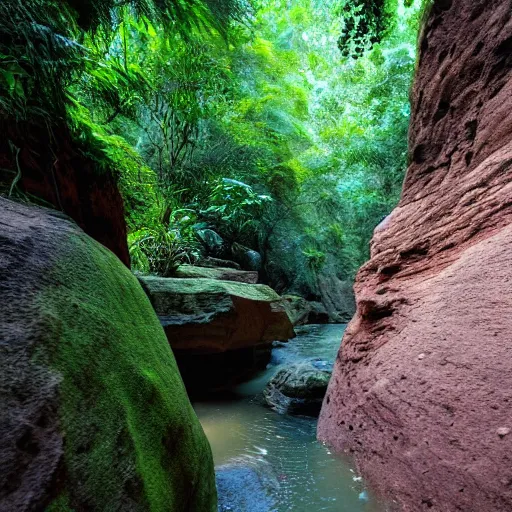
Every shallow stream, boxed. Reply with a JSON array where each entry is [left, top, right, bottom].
[[194, 325, 385, 512]]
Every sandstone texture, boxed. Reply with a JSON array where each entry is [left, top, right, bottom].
[[0, 198, 216, 511], [318, 2, 512, 511], [139, 276, 294, 395], [175, 264, 258, 284], [0, 122, 130, 266], [139, 276, 294, 353]]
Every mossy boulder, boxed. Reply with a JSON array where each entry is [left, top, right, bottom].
[[139, 276, 295, 395], [263, 360, 332, 416], [0, 197, 216, 512], [139, 276, 295, 353]]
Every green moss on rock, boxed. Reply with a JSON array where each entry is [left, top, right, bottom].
[[0, 198, 216, 512], [40, 233, 217, 512], [175, 264, 259, 284], [138, 275, 295, 353]]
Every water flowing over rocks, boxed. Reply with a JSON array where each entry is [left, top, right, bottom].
[[318, 1, 512, 511]]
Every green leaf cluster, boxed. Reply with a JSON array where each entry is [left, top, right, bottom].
[[2, 0, 426, 283]]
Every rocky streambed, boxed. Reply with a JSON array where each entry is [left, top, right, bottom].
[[194, 325, 386, 512], [136, 265, 384, 510]]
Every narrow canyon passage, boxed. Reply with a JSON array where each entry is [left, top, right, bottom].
[[2, 1, 512, 511], [194, 325, 385, 512]]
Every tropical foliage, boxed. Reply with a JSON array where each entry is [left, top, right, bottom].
[[1, 0, 425, 283]]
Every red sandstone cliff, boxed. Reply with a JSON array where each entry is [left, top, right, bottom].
[[318, 1, 512, 510], [0, 122, 130, 266]]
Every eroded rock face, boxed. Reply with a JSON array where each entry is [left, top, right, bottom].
[[0, 198, 216, 511], [282, 295, 330, 326], [282, 295, 312, 326], [318, 2, 512, 511], [0, 122, 130, 266], [140, 276, 295, 353], [139, 276, 295, 394], [264, 217, 356, 323]]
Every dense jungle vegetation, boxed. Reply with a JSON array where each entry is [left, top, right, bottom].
[[0, 0, 426, 296]]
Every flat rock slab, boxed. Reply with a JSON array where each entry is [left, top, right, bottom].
[[140, 276, 295, 353], [175, 264, 258, 284]]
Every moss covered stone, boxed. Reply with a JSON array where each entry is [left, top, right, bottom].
[[0, 197, 216, 512], [175, 264, 258, 284], [139, 276, 295, 352]]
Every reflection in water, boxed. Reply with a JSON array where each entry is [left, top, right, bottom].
[[194, 325, 386, 512]]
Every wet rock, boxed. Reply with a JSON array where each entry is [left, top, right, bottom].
[[319, 2, 512, 511], [232, 242, 262, 271], [264, 360, 332, 416], [197, 229, 228, 258], [282, 295, 330, 326], [216, 459, 280, 512], [139, 276, 295, 394]]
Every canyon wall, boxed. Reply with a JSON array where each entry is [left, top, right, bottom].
[[318, 1, 512, 510], [0, 122, 130, 266]]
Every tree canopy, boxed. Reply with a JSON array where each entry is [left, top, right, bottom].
[[1, 0, 426, 287]]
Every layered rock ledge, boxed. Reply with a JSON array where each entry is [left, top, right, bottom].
[[140, 276, 295, 393], [175, 264, 259, 284], [140, 277, 294, 353]]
